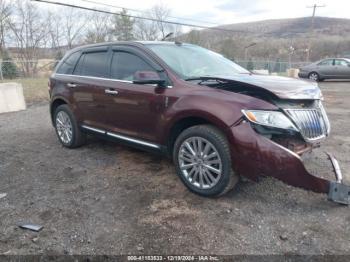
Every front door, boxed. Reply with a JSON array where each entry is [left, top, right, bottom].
[[317, 59, 334, 77], [103, 47, 169, 144], [334, 59, 350, 78]]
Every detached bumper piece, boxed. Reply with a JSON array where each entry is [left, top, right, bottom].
[[328, 182, 350, 205], [327, 154, 350, 205]]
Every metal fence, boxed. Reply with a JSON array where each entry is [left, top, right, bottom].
[[0, 59, 310, 80], [235, 60, 310, 74], [0, 60, 59, 80]]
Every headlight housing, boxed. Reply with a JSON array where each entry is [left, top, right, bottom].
[[242, 110, 298, 131]]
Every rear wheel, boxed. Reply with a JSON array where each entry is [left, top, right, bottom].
[[173, 125, 239, 197], [54, 104, 86, 148], [308, 72, 320, 82]]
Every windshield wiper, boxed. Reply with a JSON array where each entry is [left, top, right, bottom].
[[184, 76, 231, 86], [184, 76, 230, 82], [185, 76, 217, 81]]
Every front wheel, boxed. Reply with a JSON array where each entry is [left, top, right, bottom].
[[173, 125, 239, 197]]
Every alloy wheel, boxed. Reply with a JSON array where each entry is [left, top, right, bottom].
[[309, 73, 319, 81], [55, 111, 73, 144], [178, 136, 222, 189]]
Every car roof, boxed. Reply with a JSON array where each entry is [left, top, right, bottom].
[[68, 41, 182, 53]]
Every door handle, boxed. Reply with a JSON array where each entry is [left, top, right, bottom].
[[105, 89, 119, 95], [67, 83, 77, 88]]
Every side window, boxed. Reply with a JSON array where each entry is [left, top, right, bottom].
[[318, 59, 333, 66], [334, 59, 348, 66], [73, 51, 109, 78], [111, 52, 156, 81], [56, 52, 81, 74]]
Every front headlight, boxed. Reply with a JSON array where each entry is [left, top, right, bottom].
[[242, 110, 298, 131]]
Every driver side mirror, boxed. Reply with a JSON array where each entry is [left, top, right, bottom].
[[133, 71, 166, 87]]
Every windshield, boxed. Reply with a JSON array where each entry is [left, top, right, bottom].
[[147, 43, 249, 79]]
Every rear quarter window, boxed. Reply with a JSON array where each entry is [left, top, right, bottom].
[[56, 52, 81, 74]]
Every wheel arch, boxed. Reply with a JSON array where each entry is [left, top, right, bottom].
[[50, 97, 69, 124], [164, 112, 232, 155]]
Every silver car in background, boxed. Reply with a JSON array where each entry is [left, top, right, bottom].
[[299, 58, 350, 81]]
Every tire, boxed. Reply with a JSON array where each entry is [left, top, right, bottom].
[[308, 72, 320, 82], [173, 125, 239, 197], [54, 104, 86, 148]]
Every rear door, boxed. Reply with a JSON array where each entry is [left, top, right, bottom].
[[70, 46, 111, 130], [104, 46, 169, 144]]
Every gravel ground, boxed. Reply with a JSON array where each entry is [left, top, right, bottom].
[[0, 81, 349, 255]]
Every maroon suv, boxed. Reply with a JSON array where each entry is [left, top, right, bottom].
[[49, 41, 349, 204]]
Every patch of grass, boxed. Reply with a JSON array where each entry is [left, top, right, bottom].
[[0, 77, 49, 104], [277, 72, 288, 77]]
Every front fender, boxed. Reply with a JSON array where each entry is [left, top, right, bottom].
[[159, 90, 277, 145]]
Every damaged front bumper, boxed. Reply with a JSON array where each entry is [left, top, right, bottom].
[[228, 121, 350, 205]]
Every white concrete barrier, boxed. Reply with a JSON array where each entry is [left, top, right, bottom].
[[0, 83, 26, 114], [287, 68, 300, 78]]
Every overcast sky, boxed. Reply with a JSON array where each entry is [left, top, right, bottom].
[[36, 0, 350, 26]]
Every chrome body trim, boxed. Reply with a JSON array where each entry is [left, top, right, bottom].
[[106, 132, 160, 149], [81, 124, 160, 149], [54, 73, 173, 88], [55, 73, 133, 83], [328, 153, 343, 183], [81, 125, 106, 134]]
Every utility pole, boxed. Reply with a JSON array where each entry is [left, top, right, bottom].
[[306, 4, 325, 61], [244, 42, 257, 61]]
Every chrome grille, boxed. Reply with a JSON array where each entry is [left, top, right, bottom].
[[285, 102, 330, 141]]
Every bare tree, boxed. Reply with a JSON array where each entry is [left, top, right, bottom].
[[133, 4, 173, 41], [149, 3, 172, 40], [62, 7, 87, 48], [47, 12, 65, 49], [85, 12, 112, 44], [0, 0, 12, 51], [182, 29, 206, 45], [173, 25, 183, 39], [8, 0, 49, 76], [134, 17, 158, 41]]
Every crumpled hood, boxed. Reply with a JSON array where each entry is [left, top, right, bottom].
[[209, 74, 322, 100]]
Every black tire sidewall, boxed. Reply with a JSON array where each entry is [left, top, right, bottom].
[[173, 126, 232, 197], [54, 104, 79, 148]]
